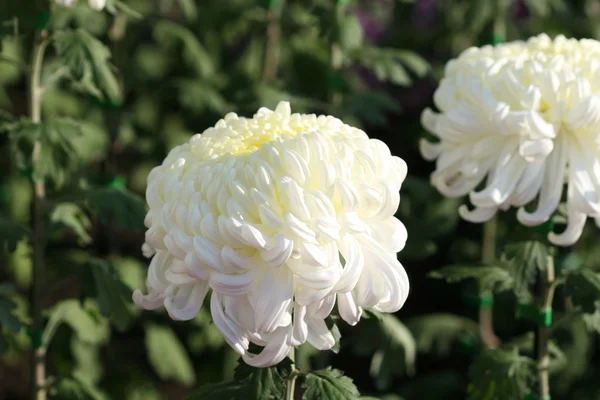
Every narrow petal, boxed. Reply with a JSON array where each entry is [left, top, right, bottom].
[[250, 267, 294, 332], [333, 234, 365, 293], [165, 282, 209, 321], [289, 305, 308, 346], [548, 209, 587, 246], [242, 327, 291, 367], [306, 319, 335, 350], [337, 292, 362, 326], [209, 269, 257, 296], [210, 293, 249, 355]]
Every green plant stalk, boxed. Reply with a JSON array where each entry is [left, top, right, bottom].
[[286, 347, 297, 400], [535, 255, 557, 399], [105, 13, 127, 255], [480, 216, 500, 348], [262, 0, 285, 83], [329, 0, 346, 108], [29, 33, 50, 400], [492, 12, 506, 43]]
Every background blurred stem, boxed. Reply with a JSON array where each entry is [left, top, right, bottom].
[[480, 216, 500, 348], [29, 32, 50, 400], [262, 0, 285, 83], [330, 0, 346, 108], [535, 255, 557, 400]]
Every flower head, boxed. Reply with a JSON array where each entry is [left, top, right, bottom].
[[133, 102, 409, 367], [421, 34, 600, 246]]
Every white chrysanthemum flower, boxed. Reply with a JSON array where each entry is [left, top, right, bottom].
[[421, 34, 600, 246], [133, 102, 409, 367], [55, 0, 106, 10]]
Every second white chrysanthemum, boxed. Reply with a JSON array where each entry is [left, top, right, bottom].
[[421, 34, 600, 246], [133, 102, 409, 367]]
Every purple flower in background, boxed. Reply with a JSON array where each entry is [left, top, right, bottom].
[[356, 9, 387, 41], [413, 0, 437, 28], [512, 0, 530, 19], [355, 0, 394, 42]]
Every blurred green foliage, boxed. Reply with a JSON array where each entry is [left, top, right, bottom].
[[0, 0, 600, 399]]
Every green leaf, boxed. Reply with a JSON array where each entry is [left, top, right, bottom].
[[350, 312, 415, 391], [467, 348, 535, 400], [3, 117, 91, 186], [503, 240, 549, 300], [343, 91, 401, 126], [565, 269, 600, 313], [53, 29, 121, 102], [154, 21, 215, 78], [186, 381, 247, 400], [385, 62, 410, 86], [405, 313, 480, 357], [301, 368, 360, 400], [506, 333, 567, 374], [176, 0, 198, 21], [338, 14, 364, 52], [356, 47, 429, 87], [104, 0, 144, 18], [0, 284, 22, 334], [524, 0, 565, 16], [76, 187, 146, 232], [52, 376, 105, 400], [429, 265, 514, 293], [325, 316, 341, 354], [390, 50, 430, 77], [145, 324, 196, 387], [232, 357, 293, 400], [524, 0, 550, 15], [465, 0, 494, 34], [72, 337, 104, 386], [46, 299, 109, 345], [50, 203, 92, 245], [0, 213, 29, 253], [175, 78, 229, 115], [582, 306, 600, 334], [89, 258, 133, 331]]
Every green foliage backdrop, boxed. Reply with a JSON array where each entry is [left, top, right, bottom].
[[1, 0, 600, 399]]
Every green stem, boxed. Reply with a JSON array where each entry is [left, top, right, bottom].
[[329, 0, 346, 108], [30, 33, 50, 400], [479, 216, 500, 348], [535, 255, 556, 400], [482, 215, 496, 265], [286, 348, 297, 400], [480, 216, 500, 348], [262, 0, 285, 83]]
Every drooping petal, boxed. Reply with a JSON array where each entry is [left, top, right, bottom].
[[242, 326, 291, 367], [337, 292, 362, 326], [210, 293, 249, 355], [306, 318, 336, 350], [165, 282, 210, 321], [250, 267, 294, 333]]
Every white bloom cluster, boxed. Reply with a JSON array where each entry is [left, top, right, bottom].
[[421, 34, 600, 246], [134, 102, 409, 367], [55, 0, 106, 10]]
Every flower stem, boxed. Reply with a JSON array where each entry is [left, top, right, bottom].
[[286, 348, 297, 400], [329, 0, 346, 108], [262, 0, 285, 83], [480, 216, 500, 348], [535, 255, 557, 400], [29, 32, 50, 400]]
